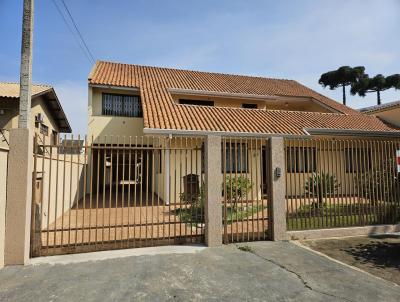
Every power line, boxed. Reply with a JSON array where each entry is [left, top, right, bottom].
[[59, 0, 96, 63], [51, 0, 95, 64]]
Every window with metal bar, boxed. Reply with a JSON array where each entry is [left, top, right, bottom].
[[345, 148, 372, 173], [286, 147, 316, 173], [222, 143, 248, 173], [102, 93, 143, 117]]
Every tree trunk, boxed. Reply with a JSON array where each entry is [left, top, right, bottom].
[[377, 90, 381, 105], [342, 84, 346, 106]]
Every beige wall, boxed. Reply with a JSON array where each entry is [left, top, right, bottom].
[[0, 148, 8, 268], [170, 93, 333, 113], [0, 96, 61, 139], [154, 138, 264, 203], [88, 87, 144, 142], [34, 153, 85, 228], [372, 108, 400, 127]]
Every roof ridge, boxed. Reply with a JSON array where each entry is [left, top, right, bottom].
[[360, 100, 400, 112], [0, 81, 52, 88], [95, 60, 294, 82]]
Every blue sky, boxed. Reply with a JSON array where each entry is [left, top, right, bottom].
[[1, 0, 399, 135]]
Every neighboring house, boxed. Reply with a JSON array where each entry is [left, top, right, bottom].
[[87, 61, 400, 203], [0, 82, 72, 144], [58, 139, 84, 154], [359, 100, 400, 128]]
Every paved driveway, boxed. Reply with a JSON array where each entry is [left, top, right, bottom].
[[0, 241, 399, 301]]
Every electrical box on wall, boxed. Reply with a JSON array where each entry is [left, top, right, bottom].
[[35, 113, 44, 123], [275, 167, 282, 178]]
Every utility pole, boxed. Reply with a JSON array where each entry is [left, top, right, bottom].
[[19, 0, 34, 128], [4, 0, 35, 265]]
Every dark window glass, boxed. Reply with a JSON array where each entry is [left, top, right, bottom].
[[40, 124, 49, 136], [345, 148, 372, 173], [286, 147, 316, 173], [222, 143, 248, 173], [102, 93, 142, 117], [179, 99, 214, 106], [242, 103, 258, 109]]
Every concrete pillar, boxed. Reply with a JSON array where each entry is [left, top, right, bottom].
[[204, 135, 222, 246], [269, 137, 287, 241], [4, 128, 33, 265], [0, 148, 8, 268]]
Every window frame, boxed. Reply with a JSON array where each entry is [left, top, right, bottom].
[[222, 142, 249, 173], [344, 148, 372, 173], [241, 103, 258, 109], [179, 99, 214, 106], [286, 147, 317, 173], [101, 93, 143, 117]]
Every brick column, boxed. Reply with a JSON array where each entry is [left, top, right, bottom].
[[204, 135, 222, 246], [269, 137, 287, 241], [4, 128, 33, 265]]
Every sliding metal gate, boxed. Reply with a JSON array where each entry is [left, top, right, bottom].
[[222, 137, 271, 243], [31, 135, 205, 257]]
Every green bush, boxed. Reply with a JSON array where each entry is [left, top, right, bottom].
[[355, 158, 400, 201], [304, 172, 340, 204], [223, 176, 253, 210]]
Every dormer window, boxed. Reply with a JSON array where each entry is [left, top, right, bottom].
[[102, 93, 143, 117], [242, 104, 258, 109], [179, 99, 214, 106]]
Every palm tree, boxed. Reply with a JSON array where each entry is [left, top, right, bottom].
[[319, 66, 365, 105]]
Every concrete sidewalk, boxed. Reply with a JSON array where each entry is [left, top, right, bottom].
[[0, 241, 399, 301]]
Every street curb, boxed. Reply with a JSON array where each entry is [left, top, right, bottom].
[[27, 244, 207, 266]]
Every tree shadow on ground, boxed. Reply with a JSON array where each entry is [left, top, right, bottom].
[[342, 236, 400, 271]]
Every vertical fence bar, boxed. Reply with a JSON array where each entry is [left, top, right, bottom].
[[45, 134, 52, 254], [53, 134, 60, 250], [151, 137, 155, 245], [60, 135, 67, 249], [127, 136, 132, 248]]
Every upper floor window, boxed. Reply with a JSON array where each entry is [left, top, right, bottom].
[[102, 93, 143, 117], [242, 103, 258, 109], [179, 99, 214, 106], [40, 124, 49, 136]]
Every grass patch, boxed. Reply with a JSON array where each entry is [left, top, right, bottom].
[[287, 203, 400, 230], [225, 204, 265, 224], [287, 214, 381, 230], [174, 204, 266, 226], [237, 245, 254, 253]]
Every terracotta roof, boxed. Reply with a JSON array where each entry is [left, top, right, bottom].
[[88, 61, 400, 136], [0, 82, 72, 133], [360, 100, 400, 114], [0, 82, 52, 98]]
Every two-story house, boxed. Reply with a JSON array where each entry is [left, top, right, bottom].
[[86, 61, 399, 204]]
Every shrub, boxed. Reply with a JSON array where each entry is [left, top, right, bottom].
[[223, 176, 253, 210], [355, 158, 400, 202], [304, 172, 340, 204]]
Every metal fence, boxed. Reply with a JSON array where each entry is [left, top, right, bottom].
[[285, 138, 400, 231], [31, 134, 205, 257], [222, 137, 270, 243]]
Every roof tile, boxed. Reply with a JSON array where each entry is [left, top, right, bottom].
[[89, 61, 399, 135]]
